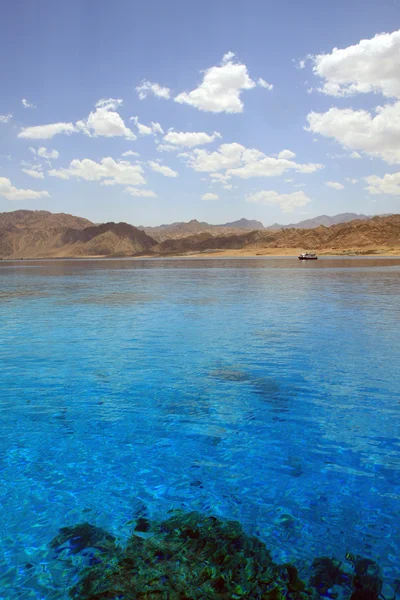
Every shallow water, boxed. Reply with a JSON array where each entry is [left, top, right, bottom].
[[0, 257, 399, 598]]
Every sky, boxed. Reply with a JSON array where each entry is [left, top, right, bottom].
[[1, 0, 400, 226]]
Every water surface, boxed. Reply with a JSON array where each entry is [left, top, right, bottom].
[[0, 257, 399, 598]]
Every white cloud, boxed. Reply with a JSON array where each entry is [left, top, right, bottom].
[[284, 178, 294, 183], [163, 130, 221, 148], [77, 98, 136, 140], [121, 150, 140, 157], [22, 98, 35, 109], [30, 146, 59, 160], [258, 78, 273, 90], [174, 53, 258, 113], [148, 161, 178, 177], [125, 187, 157, 197], [278, 149, 296, 160], [311, 30, 400, 99], [136, 80, 171, 100], [246, 190, 311, 213], [346, 178, 358, 184], [0, 177, 50, 200], [183, 143, 245, 172], [222, 51, 236, 64], [306, 101, 400, 164], [151, 122, 164, 135], [95, 98, 123, 110], [48, 157, 146, 186], [18, 122, 76, 139], [22, 169, 44, 179], [326, 181, 345, 190], [0, 114, 12, 123], [350, 151, 362, 159], [365, 172, 400, 195], [182, 142, 322, 181], [156, 143, 178, 153], [130, 117, 163, 136], [202, 192, 219, 201]]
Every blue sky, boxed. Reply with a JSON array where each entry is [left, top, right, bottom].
[[1, 0, 399, 226]]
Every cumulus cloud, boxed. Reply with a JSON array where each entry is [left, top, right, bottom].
[[278, 149, 296, 160], [311, 29, 400, 98], [0, 177, 50, 200], [306, 101, 400, 164], [246, 190, 311, 213], [22, 169, 44, 179], [48, 157, 146, 186], [22, 98, 35, 109], [148, 161, 178, 177], [0, 114, 12, 123], [365, 172, 400, 195], [202, 192, 219, 201], [121, 150, 140, 157], [18, 122, 75, 139], [30, 146, 59, 160], [258, 78, 274, 90], [163, 130, 221, 148], [182, 142, 322, 180], [157, 143, 180, 153], [326, 181, 345, 190], [346, 178, 358, 184], [130, 117, 163, 136], [174, 52, 260, 113], [136, 80, 171, 100], [77, 98, 136, 140], [125, 187, 157, 197]]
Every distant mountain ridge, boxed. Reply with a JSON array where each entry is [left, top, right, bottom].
[[139, 218, 264, 241], [266, 213, 371, 230], [0, 211, 156, 258], [0, 210, 398, 258]]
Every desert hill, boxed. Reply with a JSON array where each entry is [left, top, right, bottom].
[[0, 209, 92, 231], [0, 210, 399, 258], [265, 212, 371, 230], [0, 212, 156, 258], [158, 215, 400, 255], [139, 218, 264, 241]]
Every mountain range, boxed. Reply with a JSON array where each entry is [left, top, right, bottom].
[[0, 210, 399, 259]]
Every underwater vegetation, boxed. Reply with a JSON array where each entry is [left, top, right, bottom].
[[50, 510, 388, 600]]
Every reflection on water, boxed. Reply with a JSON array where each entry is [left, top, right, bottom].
[[0, 257, 399, 598]]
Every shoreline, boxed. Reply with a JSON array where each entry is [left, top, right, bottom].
[[2, 247, 400, 260]]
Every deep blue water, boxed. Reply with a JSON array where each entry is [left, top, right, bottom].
[[0, 257, 399, 598]]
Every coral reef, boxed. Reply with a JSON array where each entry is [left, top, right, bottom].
[[51, 511, 385, 600]]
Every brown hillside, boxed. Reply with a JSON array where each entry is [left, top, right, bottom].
[[0, 210, 92, 231], [0, 217, 157, 259], [159, 215, 400, 254], [0, 211, 399, 258], [140, 219, 262, 242]]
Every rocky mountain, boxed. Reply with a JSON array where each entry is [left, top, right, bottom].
[[158, 215, 400, 255], [1, 211, 399, 258], [266, 213, 371, 230], [0, 211, 157, 259], [219, 218, 264, 230], [139, 218, 264, 241], [0, 209, 93, 231]]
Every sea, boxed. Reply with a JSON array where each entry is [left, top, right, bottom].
[[0, 257, 399, 598]]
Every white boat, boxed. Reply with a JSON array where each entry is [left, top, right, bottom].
[[298, 252, 318, 260]]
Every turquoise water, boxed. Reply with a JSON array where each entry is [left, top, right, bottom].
[[0, 257, 399, 598]]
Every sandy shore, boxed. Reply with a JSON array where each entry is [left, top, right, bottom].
[[3, 247, 400, 260]]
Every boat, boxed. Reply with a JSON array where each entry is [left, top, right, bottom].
[[298, 252, 318, 260]]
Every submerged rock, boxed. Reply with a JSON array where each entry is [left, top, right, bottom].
[[50, 522, 117, 557], [51, 512, 388, 600], [54, 511, 316, 599], [347, 555, 383, 600]]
